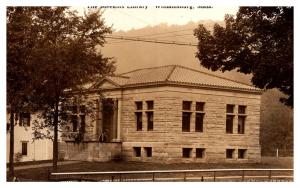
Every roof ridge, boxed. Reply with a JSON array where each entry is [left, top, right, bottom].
[[173, 65, 254, 87], [165, 65, 177, 81], [120, 64, 176, 75]]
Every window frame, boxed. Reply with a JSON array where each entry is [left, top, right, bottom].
[[182, 112, 191, 132], [135, 112, 143, 131], [195, 101, 205, 133], [226, 149, 235, 159], [226, 115, 234, 134], [196, 148, 205, 158], [146, 111, 154, 131], [226, 104, 235, 113], [135, 101, 143, 111], [20, 112, 31, 127], [182, 148, 192, 158], [144, 147, 152, 157], [238, 149, 247, 159], [21, 141, 28, 156], [133, 147, 141, 157], [238, 105, 247, 134], [145, 100, 154, 131]]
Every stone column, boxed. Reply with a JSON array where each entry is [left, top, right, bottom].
[[117, 99, 122, 141], [95, 99, 103, 140], [112, 99, 118, 140]]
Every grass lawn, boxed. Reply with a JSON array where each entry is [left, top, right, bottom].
[[9, 157, 293, 182]]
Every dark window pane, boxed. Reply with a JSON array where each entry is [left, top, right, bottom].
[[196, 148, 205, 158], [182, 148, 192, 158], [72, 115, 78, 132], [71, 105, 77, 113], [147, 112, 153, 131], [146, 101, 154, 110], [196, 102, 205, 111], [80, 115, 86, 133], [182, 101, 192, 111], [133, 147, 141, 157], [238, 116, 245, 134], [195, 113, 204, 132], [22, 142, 28, 155], [226, 149, 234, 158], [80, 105, 86, 113], [135, 112, 142, 131], [226, 115, 234, 133], [238, 149, 247, 159], [226, 104, 234, 113], [20, 113, 31, 127], [238, 106, 246, 114], [135, 101, 143, 110], [182, 112, 191, 132], [145, 147, 152, 157]]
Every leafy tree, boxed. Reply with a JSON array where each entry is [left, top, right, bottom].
[[7, 7, 38, 178], [194, 7, 293, 107], [7, 7, 115, 172]]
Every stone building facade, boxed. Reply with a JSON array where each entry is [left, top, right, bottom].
[[61, 65, 262, 163]]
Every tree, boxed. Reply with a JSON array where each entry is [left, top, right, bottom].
[[30, 7, 115, 171], [7, 7, 115, 172], [194, 7, 293, 107], [7, 7, 38, 178]]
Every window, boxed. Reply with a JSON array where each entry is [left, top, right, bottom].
[[182, 112, 191, 132], [71, 115, 78, 132], [144, 147, 152, 157], [238, 116, 245, 134], [226, 104, 234, 113], [80, 115, 86, 132], [71, 105, 77, 113], [147, 112, 153, 131], [238, 105, 247, 134], [238, 149, 247, 159], [226, 105, 235, 133], [195, 113, 204, 132], [182, 148, 192, 158], [226, 149, 235, 158], [226, 115, 234, 134], [133, 147, 141, 157], [135, 112, 143, 131], [146, 101, 154, 110], [135, 101, 143, 110], [238, 106, 246, 114], [21, 142, 28, 156], [79, 105, 86, 113], [196, 102, 205, 111], [20, 112, 31, 127], [195, 102, 205, 132], [182, 101, 192, 111], [182, 101, 192, 132], [145, 101, 154, 131], [196, 148, 205, 158]]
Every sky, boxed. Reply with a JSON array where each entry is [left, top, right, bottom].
[[75, 6, 239, 31]]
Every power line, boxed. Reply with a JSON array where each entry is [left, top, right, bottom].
[[134, 28, 195, 38], [107, 33, 195, 44], [104, 35, 197, 46], [107, 28, 196, 44]]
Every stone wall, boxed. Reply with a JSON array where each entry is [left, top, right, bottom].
[[120, 85, 261, 163], [59, 141, 122, 162]]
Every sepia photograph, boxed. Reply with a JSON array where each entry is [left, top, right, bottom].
[[5, 4, 294, 182]]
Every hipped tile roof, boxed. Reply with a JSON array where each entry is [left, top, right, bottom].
[[99, 65, 261, 92]]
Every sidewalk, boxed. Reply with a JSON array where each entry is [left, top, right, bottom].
[[6, 161, 80, 171]]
